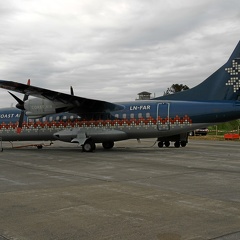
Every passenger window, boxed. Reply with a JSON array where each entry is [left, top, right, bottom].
[[130, 113, 134, 119], [122, 114, 127, 119], [115, 114, 119, 119], [56, 116, 60, 121], [146, 113, 150, 118], [138, 113, 142, 119], [49, 117, 53, 122]]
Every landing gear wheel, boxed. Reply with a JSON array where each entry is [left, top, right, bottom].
[[158, 141, 164, 148], [102, 141, 114, 150], [174, 141, 180, 148], [37, 145, 43, 149], [83, 139, 95, 152], [164, 141, 170, 147], [181, 141, 187, 147]]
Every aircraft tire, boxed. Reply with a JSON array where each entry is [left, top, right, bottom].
[[164, 141, 170, 147], [83, 140, 95, 152], [158, 141, 164, 148], [174, 141, 180, 148], [181, 141, 187, 147], [102, 141, 114, 149]]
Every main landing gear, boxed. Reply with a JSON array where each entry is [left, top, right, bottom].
[[158, 141, 170, 148], [82, 139, 115, 152], [158, 140, 187, 148], [157, 133, 188, 148]]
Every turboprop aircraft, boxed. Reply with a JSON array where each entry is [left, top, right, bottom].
[[0, 41, 240, 152]]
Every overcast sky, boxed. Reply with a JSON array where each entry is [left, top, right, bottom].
[[0, 0, 240, 107]]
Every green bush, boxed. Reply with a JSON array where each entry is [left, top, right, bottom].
[[208, 120, 240, 135]]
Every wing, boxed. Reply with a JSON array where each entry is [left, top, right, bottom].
[[0, 80, 124, 113]]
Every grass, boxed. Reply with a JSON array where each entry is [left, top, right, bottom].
[[189, 135, 228, 141]]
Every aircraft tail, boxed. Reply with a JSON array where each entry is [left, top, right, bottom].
[[155, 41, 240, 101]]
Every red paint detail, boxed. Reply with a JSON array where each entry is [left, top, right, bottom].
[[0, 115, 193, 132]]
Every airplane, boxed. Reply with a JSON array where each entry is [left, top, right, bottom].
[[0, 41, 240, 152]]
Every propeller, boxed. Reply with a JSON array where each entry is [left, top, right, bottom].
[[70, 86, 74, 96], [9, 79, 30, 134]]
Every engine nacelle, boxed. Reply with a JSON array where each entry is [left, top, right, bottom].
[[24, 98, 72, 118]]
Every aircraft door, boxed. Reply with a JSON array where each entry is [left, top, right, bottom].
[[157, 103, 170, 130]]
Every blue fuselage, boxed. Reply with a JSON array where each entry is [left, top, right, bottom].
[[0, 100, 240, 142]]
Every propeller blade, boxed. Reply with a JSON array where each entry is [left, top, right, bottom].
[[23, 93, 29, 102], [70, 86, 74, 96], [23, 79, 30, 101], [16, 128, 22, 134], [8, 91, 24, 108], [18, 111, 24, 128], [12, 79, 31, 134], [16, 110, 25, 134]]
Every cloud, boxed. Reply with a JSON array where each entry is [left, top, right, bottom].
[[0, 0, 240, 107]]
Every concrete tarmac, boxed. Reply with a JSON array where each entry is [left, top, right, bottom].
[[0, 139, 240, 240]]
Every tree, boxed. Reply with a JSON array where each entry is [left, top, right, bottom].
[[164, 84, 189, 95]]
